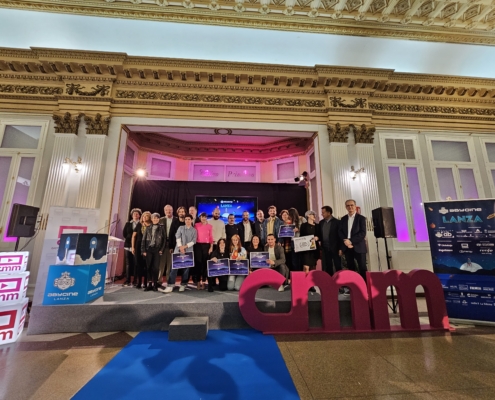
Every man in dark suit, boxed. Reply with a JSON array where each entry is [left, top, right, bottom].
[[338, 199, 367, 282], [254, 209, 265, 245], [158, 204, 175, 287], [225, 214, 240, 248], [238, 210, 255, 249], [319, 206, 342, 276]]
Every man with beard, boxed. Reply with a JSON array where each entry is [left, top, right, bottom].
[[208, 207, 226, 246], [225, 214, 240, 248], [262, 205, 283, 243], [238, 210, 255, 249], [158, 204, 175, 287], [254, 209, 265, 245], [189, 205, 200, 226]]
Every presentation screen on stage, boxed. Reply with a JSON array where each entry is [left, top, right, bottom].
[[196, 196, 258, 223]]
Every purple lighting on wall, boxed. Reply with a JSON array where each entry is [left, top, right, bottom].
[[388, 166, 410, 242], [406, 167, 428, 242]]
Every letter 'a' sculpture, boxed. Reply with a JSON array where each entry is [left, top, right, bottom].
[[239, 269, 450, 334]]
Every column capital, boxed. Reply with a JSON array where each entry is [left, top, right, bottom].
[[84, 113, 111, 136], [353, 124, 376, 144], [327, 123, 350, 143], [52, 112, 83, 134]]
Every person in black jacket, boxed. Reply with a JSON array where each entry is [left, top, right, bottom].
[[122, 208, 141, 286], [237, 210, 255, 249], [141, 213, 166, 291], [338, 199, 368, 282], [168, 206, 186, 252], [319, 205, 342, 276], [254, 209, 265, 245], [225, 214, 240, 248], [132, 211, 151, 289]]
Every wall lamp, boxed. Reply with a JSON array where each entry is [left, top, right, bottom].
[[350, 166, 365, 180], [63, 157, 83, 173]]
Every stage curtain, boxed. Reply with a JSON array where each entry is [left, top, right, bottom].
[[130, 180, 308, 216]]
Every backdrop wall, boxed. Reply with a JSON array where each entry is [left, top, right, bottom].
[[130, 180, 308, 217]]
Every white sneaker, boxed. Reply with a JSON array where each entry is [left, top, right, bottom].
[[278, 285, 285, 292], [163, 286, 174, 293], [179, 285, 186, 292]]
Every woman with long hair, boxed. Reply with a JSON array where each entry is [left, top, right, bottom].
[[209, 238, 229, 292], [227, 234, 247, 291], [141, 212, 166, 291], [193, 212, 213, 290], [132, 211, 151, 289], [300, 210, 320, 273], [288, 207, 306, 272]]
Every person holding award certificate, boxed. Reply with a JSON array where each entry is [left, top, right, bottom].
[[163, 214, 197, 293], [300, 210, 321, 272], [264, 234, 289, 291], [209, 238, 229, 292], [227, 234, 247, 291]]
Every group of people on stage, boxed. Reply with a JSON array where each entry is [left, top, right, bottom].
[[122, 199, 367, 294]]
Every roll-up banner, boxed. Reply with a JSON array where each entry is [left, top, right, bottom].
[[424, 199, 495, 323]]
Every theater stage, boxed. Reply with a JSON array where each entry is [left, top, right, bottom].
[[27, 286, 354, 335]]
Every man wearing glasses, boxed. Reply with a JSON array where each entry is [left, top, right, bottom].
[[338, 199, 368, 282]]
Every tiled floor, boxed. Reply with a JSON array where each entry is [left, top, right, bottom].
[[1, 299, 495, 400]]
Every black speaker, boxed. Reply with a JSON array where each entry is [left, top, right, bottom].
[[7, 204, 39, 238], [372, 207, 397, 238]]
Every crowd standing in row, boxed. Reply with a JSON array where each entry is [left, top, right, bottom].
[[122, 200, 367, 294]]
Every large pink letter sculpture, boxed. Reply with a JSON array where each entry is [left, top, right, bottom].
[[239, 269, 449, 334]]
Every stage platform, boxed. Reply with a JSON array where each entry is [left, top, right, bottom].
[[27, 285, 354, 335]]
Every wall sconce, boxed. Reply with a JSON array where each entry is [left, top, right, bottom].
[[135, 168, 148, 178], [64, 157, 83, 173], [350, 165, 365, 180]]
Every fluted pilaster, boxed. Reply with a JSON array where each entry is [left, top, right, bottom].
[[39, 134, 76, 215], [329, 142, 352, 217], [76, 135, 106, 208], [356, 144, 380, 229], [30, 133, 76, 300]]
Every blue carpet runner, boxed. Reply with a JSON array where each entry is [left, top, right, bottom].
[[73, 329, 299, 400]]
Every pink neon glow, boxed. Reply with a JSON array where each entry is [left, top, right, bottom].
[[388, 166, 410, 242]]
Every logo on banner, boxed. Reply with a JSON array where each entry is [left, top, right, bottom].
[[0, 310, 16, 341], [0, 277, 22, 302], [91, 270, 101, 287], [54, 272, 76, 290], [439, 207, 449, 215]]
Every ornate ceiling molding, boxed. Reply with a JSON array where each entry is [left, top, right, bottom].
[[2, 0, 495, 45], [0, 47, 494, 125], [115, 90, 325, 108], [131, 131, 312, 160], [369, 102, 495, 115]]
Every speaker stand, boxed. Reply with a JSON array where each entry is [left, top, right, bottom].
[[383, 237, 398, 314]]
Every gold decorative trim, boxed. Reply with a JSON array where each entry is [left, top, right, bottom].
[[53, 112, 83, 134], [329, 97, 367, 108], [85, 113, 111, 135], [66, 83, 111, 96], [353, 124, 375, 144], [115, 90, 326, 107], [369, 102, 495, 116], [328, 123, 350, 143], [0, 84, 62, 95]]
